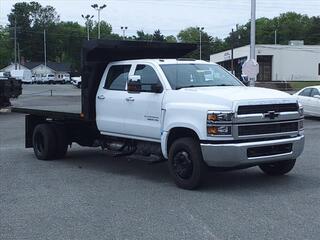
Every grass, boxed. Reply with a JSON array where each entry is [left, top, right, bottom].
[[289, 81, 320, 90]]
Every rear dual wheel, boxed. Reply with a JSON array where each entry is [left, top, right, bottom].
[[32, 124, 68, 160]]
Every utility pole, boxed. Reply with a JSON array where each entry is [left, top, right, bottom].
[[91, 4, 107, 39], [274, 29, 277, 45], [44, 30, 47, 69], [197, 27, 204, 60], [242, 0, 259, 86], [14, 17, 17, 70], [82, 14, 94, 40], [17, 43, 20, 69], [250, 0, 256, 62], [249, 0, 257, 86], [121, 26, 128, 40], [231, 28, 234, 74]]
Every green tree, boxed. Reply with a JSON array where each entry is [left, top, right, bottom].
[[92, 21, 112, 39], [305, 16, 320, 44], [7, 2, 60, 62], [133, 30, 153, 41], [178, 27, 220, 60], [152, 29, 165, 41], [0, 26, 12, 68], [165, 35, 177, 43]]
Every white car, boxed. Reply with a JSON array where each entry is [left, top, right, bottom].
[[294, 86, 320, 117], [71, 76, 81, 88]]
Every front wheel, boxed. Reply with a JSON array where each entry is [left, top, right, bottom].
[[168, 137, 207, 190], [259, 159, 296, 176]]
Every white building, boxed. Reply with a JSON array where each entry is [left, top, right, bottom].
[[210, 44, 320, 82], [1, 62, 71, 81]]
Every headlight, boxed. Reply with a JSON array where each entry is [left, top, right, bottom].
[[207, 112, 233, 136], [298, 103, 304, 116], [207, 125, 232, 136], [207, 112, 234, 123]]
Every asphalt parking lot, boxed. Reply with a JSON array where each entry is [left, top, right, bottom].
[[1, 85, 320, 240]]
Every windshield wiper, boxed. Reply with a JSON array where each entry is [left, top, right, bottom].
[[176, 85, 197, 90], [176, 84, 233, 89], [176, 84, 217, 89]]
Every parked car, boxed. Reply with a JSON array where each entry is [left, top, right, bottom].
[[56, 73, 71, 84], [41, 74, 56, 84], [294, 86, 320, 117], [0, 71, 11, 80], [71, 76, 81, 88]]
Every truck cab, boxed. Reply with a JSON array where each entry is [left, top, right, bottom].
[[95, 59, 304, 188]]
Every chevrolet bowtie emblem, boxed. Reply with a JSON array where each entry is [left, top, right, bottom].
[[264, 111, 280, 119]]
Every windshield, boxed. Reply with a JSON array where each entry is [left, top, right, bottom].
[[160, 64, 242, 89]]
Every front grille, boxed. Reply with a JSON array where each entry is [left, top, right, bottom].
[[247, 144, 293, 158], [238, 103, 298, 115], [238, 122, 298, 136]]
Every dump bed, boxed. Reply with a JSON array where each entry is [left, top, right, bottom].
[[12, 40, 197, 120]]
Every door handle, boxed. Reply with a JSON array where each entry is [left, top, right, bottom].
[[126, 97, 135, 102], [97, 95, 105, 100]]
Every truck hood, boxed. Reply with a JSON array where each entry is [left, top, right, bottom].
[[164, 86, 297, 111]]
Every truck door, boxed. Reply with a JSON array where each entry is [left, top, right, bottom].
[[124, 64, 164, 140], [96, 64, 132, 135]]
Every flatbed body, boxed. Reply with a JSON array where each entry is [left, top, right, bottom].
[[12, 106, 82, 120]]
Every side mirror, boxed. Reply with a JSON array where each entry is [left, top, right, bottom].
[[314, 95, 320, 99], [127, 75, 142, 93]]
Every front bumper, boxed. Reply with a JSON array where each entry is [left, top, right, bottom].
[[201, 135, 305, 167]]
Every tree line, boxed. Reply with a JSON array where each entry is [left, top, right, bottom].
[[0, 1, 319, 72]]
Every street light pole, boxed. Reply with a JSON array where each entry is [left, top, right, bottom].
[[91, 4, 107, 39], [14, 17, 17, 70], [82, 14, 94, 40], [274, 29, 277, 45], [231, 28, 234, 74], [121, 26, 128, 40], [250, 0, 256, 61], [197, 27, 204, 60], [17, 42, 20, 69], [44, 29, 47, 69]]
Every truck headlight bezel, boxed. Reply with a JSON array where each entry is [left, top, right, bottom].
[[298, 103, 304, 117], [207, 111, 234, 136]]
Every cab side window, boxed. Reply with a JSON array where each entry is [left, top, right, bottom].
[[104, 65, 131, 91], [299, 88, 312, 97], [134, 65, 162, 92]]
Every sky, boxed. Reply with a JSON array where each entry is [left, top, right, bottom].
[[0, 0, 319, 38]]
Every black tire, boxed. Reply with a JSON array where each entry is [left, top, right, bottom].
[[53, 124, 68, 159], [259, 159, 296, 176], [168, 137, 207, 190], [32, 124, 57, 160]]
